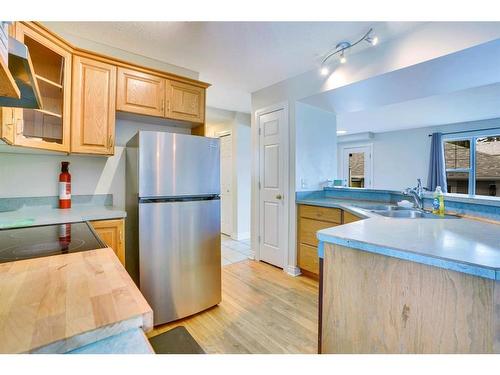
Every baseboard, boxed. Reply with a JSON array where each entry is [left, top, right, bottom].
[[231, 231, 250, 241], [285, 265, 301, 277], [247, 250, 256, 260]]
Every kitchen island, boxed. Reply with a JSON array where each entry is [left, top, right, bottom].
[[0, 247, 153, 353], [297, 188, 500, 354]]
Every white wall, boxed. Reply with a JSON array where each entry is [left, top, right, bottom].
[[0, 117, 190, 209], [233, 113, 251, 239], [251, 22, 500, 275], [337, 117, 500, 191], [296, 102, 337, 191]]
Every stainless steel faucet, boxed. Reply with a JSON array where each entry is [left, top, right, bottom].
[[403, 178, 424, 209]]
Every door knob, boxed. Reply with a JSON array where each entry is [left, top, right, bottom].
[[276, 194, 282, 200]]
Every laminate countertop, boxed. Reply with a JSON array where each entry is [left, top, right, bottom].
[[296, 197, 500, 280], [0, 205, 126, 229], [0, 248, 153, 353]]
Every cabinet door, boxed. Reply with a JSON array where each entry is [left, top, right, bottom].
[[166, 80, 205, 124], [116, 67, 165, 117], [0, 107, 15, 144], [11, 22, 71, 152], [91, 219, 125, 266], [298, 243, 319, 275], [299, 218, 338, 247], [71, 56, 116, 155], [343, 211, 361, 224]]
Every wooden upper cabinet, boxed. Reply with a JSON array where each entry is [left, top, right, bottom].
[[9, 22, 72, 152], [115, 66, 207, 125], [71, 55, 116, 155], [116, 67, 165, 117], [166, 80, 205, 124], [1, 22, 210, 154]]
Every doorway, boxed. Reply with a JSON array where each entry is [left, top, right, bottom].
[[341, 145, 373, 188], [219, 133, 233, 236]]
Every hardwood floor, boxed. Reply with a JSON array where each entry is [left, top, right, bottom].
[[147, 260, 319, 353]]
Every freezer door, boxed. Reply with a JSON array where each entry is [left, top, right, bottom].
[[138, 131, 220, 198], [139, 199, 221, 325]]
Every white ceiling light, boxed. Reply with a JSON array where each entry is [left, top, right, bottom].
[[337, 130, 347, 135], [320, 28, 378, 74]]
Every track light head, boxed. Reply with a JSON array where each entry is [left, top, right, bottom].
[[365, 35, 379, 46], [339, 51, 347, 64]]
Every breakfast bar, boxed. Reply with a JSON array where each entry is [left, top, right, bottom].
[[310, 195, 500, 354]]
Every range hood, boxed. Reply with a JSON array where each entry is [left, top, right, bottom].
[[0, 37, 43, 109]]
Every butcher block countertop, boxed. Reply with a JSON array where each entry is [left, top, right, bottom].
[[0, 248, 153, 353]]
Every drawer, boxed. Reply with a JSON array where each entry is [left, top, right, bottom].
[[299, 205, 342, 224], [343, 211, 362, 224], [299, 217, 338, 247], [298, 243, 319, 275]]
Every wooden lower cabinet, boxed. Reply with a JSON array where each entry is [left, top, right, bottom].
[[90, 219, 125, 266], [297, 204, 362, 277], [298, 243, 320, 274], [297, 205, 342, 277], [343, 210, 361, 224]]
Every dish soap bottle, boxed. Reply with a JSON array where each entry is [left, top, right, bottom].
[[432, 186, 445, 216]]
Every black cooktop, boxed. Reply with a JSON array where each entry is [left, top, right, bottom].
[[0, 222, 106, 264]]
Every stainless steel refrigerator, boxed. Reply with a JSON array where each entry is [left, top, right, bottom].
[[126, 131, 221, 326]]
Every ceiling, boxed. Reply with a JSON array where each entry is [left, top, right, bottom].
[[302, 37, 500, 135], [44, 21, 423, 112], [335, 83, 500, 134]]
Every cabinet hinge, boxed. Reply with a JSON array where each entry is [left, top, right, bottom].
[[258, 127, 261, 136], [258, 181, 261, 189]]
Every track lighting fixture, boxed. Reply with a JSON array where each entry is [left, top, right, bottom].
[[320, 28, 378, 74]]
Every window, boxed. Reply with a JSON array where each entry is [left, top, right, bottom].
[[444, 133, 500, 197]]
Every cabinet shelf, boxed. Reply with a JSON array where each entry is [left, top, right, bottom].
[[35, 74, 63, 89], [33, 108, 62, 119]]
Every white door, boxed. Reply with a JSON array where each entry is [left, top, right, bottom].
[[220, 134, 233, 236], [342, 145, 373, 188], [258, 109, 287, 268]]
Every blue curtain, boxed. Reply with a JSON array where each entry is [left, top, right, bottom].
[[427, 132, 447, 192]]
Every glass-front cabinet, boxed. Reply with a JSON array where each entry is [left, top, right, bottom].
[[1, 22, 71, 152]]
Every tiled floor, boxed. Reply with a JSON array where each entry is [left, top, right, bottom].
[[221, 234, 252, 266]]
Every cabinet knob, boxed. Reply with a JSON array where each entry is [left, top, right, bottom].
[[276, 194, 282, 200]]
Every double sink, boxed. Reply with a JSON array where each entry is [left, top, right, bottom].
[[351, 203, 460, 219]]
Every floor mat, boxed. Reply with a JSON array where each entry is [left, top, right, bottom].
[[149, 326, 205, 354]]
